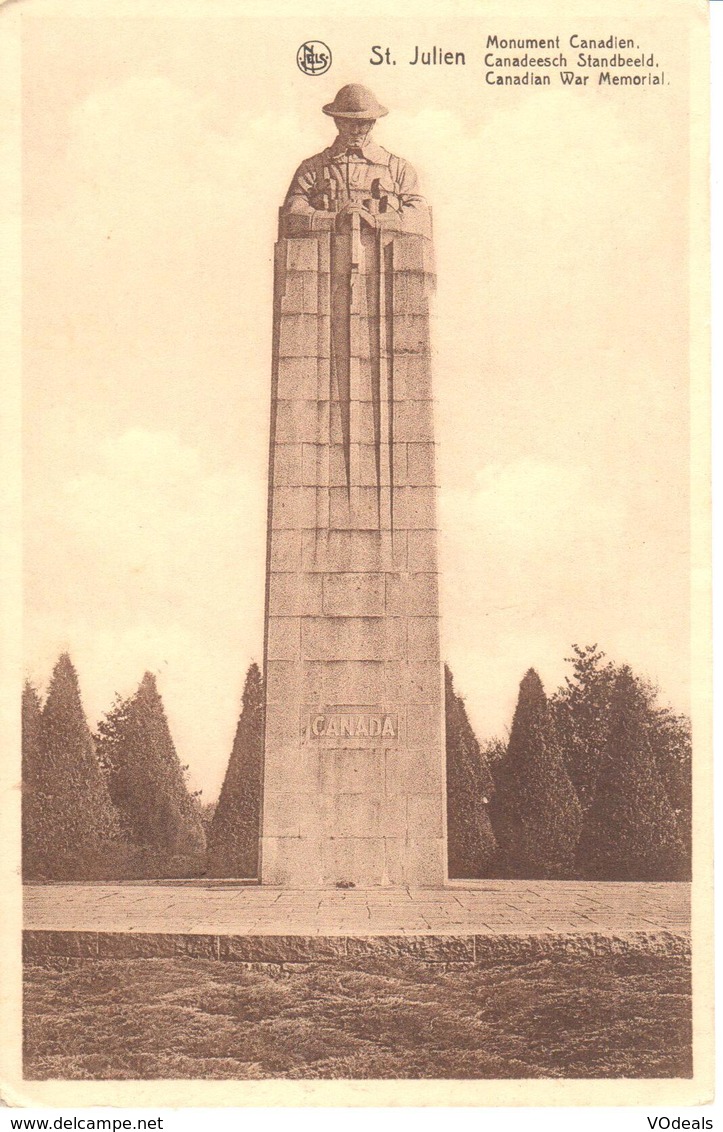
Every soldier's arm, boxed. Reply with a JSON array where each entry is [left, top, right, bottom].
[[283, 160, 318, 215], [381, 155, 430, 235], [392, 156, 427, 214]]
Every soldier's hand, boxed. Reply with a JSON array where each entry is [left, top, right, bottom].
[[339, 202, 381, 229]]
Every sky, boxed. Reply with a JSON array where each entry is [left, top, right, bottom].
[[22, 16, 691, 800]]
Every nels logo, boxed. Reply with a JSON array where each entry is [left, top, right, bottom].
[[297, 40, 332, 76]]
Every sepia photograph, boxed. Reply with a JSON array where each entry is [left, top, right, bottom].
[[0, 0, 712, 1107]]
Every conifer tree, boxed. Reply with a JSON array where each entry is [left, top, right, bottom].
[[648, 704, 691, 875], [35, 654, 124, 879], [206, 663, 264, 878], [576, 667, 687, 880], [22, 682, 46, 880], [97, 672, 205, 876], [491, 668, 583, 878], [550, 644, 616, 810], [445, 665, 499, 878], [552, 645, 692, 873]]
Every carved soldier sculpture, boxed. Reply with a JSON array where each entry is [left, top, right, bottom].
[[260, 85, 446, 888], [284, 84, 430, 237]]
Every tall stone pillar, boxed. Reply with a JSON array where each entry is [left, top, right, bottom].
[[259, 199, 446, 887]]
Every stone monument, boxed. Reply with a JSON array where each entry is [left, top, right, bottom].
[[259, 85, 447, 886]]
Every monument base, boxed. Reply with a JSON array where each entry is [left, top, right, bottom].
[[23, 880, 691, 962]]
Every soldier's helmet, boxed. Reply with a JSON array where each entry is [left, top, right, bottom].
[[322, 84, 388, 119]]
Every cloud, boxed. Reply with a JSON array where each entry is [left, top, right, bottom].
[[61, 75, 302, 248], [25, 429, 266, 796], [441, 459, 595, 543], [57, 428, 265, 610], [436, 454, 688, 741], [438, 457, 625, 601]]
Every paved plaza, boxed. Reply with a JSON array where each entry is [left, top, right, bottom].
[[24, 880, 690, 938]]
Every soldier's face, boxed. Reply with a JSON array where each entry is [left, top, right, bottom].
[[335, 118, 375, 148]]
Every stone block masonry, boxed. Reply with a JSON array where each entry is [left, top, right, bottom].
[[260, 213, 446, 887], [23, 879, 691, 964], [23, 928, 690, 966]]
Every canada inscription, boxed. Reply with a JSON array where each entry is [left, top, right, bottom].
[[306, 712, 399, 740]]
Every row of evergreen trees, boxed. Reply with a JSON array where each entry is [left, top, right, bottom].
[[446, 645, 692, 881], [23, 656, 208, 880], [23, 654, 266, 882], [22, 645, 691, 883]]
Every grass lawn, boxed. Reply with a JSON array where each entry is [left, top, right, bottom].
[[24, 952, 692, 1080]]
